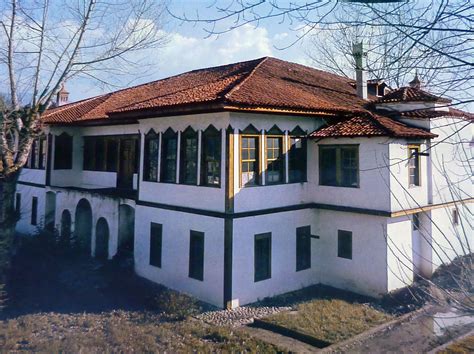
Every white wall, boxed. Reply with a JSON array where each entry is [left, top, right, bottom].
[[134, 205, 225, 307], [316, 209, 389, 297], [389, 139, 429, 211], [18, 168, 46, 185], [232, 209, 318, 306], [15, 184, 45, 235], [313, 137, 392, 212]]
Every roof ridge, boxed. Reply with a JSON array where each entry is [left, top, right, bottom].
[[223, 57, 269, 100]]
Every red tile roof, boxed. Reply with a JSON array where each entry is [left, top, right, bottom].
[[309, 113, 437, 139], [375, 86, 451, 104], [42, 57, 453, 139], [399, 108, 473, 121]]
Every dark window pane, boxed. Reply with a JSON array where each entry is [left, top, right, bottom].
[[31, 197, 38, 226], [320, 147, 337, 186], [201, 132, 221, 186], [95, 138, 106, 171], [296, 226, 311, 271], [106, 139, 119, 172], [338, 230, 352, 259], [161, 133, 177, 183], [54, 133, 73, 170], [289, 137, 307, 182], [39, 137, 47, 169], [150, 223, 162, 267], [180, 133, 198, 184], [189, 231, 204, 280], [83, 137, 95, 170], [144, 134, 159, 181], [15, 193, 21, 215], [254, 233, 271, 282]]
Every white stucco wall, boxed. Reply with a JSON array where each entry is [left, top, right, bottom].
[[15, 184, 46, 235], [232, 209, 319, 306], [313, 137, 392, 212], [316, 210, 389, 297], [134, 205, 225, 307], [18, 168, 46, 185]]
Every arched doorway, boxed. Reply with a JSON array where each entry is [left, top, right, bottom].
[[60, 209, 72, 246], [118, 204, 135, 257], [45, 192, 56, 231], [74, 199, 92, 254], [95, 217, 109, 260]]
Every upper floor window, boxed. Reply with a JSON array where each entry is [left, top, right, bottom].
[[319, 145, 359, 188], [289, 136, 307, 183], [160, 128, 177, 183], [201, 126, 221, 186], [143, 130, 159, 182], [180, 127, 198, 184], [241, 135, 259, 187], [408, 145, 420, 187], [26, 136, 47, 170], [54, 133, 73, 170], [83, 136, 119, 172], [265, 136, 284, 184]]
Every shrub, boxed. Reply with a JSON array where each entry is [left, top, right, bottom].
[[148, 289, 201, 321]]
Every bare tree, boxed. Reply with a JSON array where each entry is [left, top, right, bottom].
[[0, 0, 167, 303]]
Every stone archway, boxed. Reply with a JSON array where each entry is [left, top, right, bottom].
[[118, 204, 135, 257], [74, 199, 92, 254], [60, 209, 72, 246], [45, 192, 56, 231], [95, 217, 109, 260]]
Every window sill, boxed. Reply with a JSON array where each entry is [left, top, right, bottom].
[[319, 184, 360, 189]]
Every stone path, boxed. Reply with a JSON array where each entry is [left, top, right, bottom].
[[195, 305, 292, 327]]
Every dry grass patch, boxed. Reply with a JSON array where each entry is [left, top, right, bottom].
[[439, 335, 474, 354], [0, 311, 281, 352], [262, 299, 392, 344]]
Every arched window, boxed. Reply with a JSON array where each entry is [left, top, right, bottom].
[[160, 128, 178, 183], [201, 125, 221, 186], [180, 126, 198, 184], [54, 132, 73, 170], [143, 129, 159, 182]]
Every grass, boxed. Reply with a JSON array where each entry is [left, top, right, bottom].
[[0, 311, 281, 352], [439, 335, 474, 354], [262, 298, 393, 344]]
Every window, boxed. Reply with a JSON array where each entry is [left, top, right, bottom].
[[83, 137, 95, 170], [54, 133, 73, 169], [254, 233, 271, 282], [201, 126, 221, 186], [180, 128, 198, 184], [189, 231, 205, 281], [94, 138, 106, 171], [296, 226, 311, 271], [241, 136, 259, 186], [144, 130, 159, 182], [149, 223, 162, 267], [265, 136, 284, 184], [15, 193, 21, 215], [319, 145, 359, 187], [26, 136, 46, 169], [408, 145, 420, 186], [289, 137, 307, 183], [160, 129, 178, 183], [413, 213, 420, 231], [337, 230, 352, 259], [105, 139, 118, 172], [452, 209, 459, 226], [31, 197, 38, 226]]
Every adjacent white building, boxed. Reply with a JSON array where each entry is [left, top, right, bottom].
[[15, 57, 472, 308]]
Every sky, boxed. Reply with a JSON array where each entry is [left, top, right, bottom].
[[69, 1, 315, 102]]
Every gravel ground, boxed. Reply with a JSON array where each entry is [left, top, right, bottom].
[[196, 305, 292, 327]]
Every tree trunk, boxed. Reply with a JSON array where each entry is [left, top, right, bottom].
[[0, 174, 19, 309]]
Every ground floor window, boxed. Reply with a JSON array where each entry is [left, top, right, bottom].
[[254, 232, 271, 282], [149, 223, 163, 268], [31, 197, 38, 226], [337, 230, 352, 259], [189, 231, 204, 281], [296, 226, 311, 271]]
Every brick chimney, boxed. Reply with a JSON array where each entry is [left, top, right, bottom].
[[56, 83, 69, 106], [352, 42, 368, 100]]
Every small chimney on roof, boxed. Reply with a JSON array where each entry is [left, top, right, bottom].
[[352, 42, 368, 100], [409, 72, 422, 89], [56, 83, 69, 106]]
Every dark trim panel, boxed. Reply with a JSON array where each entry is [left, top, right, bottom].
[[17, 181, 46, 188]]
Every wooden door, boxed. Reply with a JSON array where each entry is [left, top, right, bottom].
[[117, 138, 135, 189]]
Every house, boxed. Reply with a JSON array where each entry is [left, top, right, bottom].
[[15, 57, 472, 308]]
